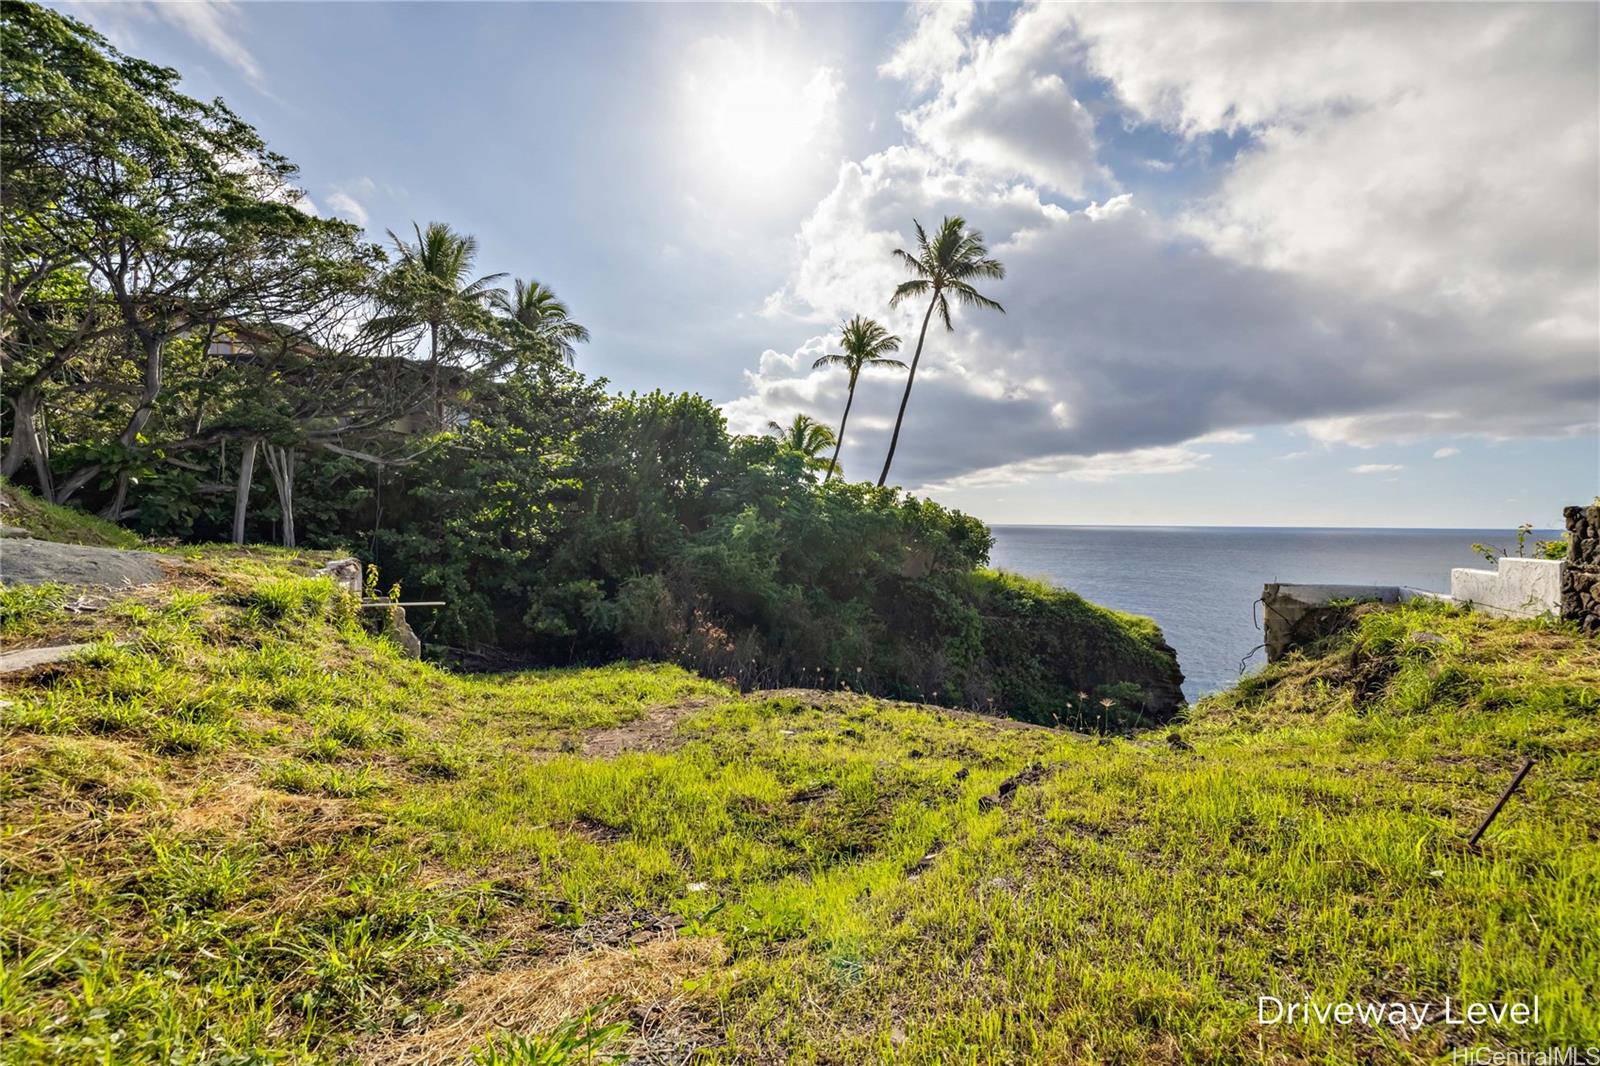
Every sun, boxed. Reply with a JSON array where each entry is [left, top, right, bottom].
[[682, 39, 840, 191]]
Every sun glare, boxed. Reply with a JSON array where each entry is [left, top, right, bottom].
[[683, 40, 839, 191]]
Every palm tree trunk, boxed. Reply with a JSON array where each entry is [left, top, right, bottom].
[[878, 295, 938, 487], [428, 320, 442, 428], [825, 378, 857, 483]]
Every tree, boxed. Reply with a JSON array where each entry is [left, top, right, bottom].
[[497, 278, 590, 366], [369, 221, 505, 423], [877, 216, 1005, 487], [767, 413, 837, 476], [1, 2, 373, 513], [812, 315, 903, 483]]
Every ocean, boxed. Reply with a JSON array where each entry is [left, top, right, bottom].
[[988, 526, 1562, 700]]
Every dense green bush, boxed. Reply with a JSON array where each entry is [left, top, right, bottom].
[[353, 376, 1183, 722]]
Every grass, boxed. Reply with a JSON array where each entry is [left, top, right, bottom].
[[0, 478, 144, 548], [0, 553, 1596, 1063]]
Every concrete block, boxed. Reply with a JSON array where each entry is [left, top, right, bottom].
[[1450, 557, 1564, 618]]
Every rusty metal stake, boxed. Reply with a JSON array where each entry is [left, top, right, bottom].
[[1467, 757, 1535, 846]]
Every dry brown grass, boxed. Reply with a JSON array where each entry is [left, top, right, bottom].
[[361, 935, 726, 1066]]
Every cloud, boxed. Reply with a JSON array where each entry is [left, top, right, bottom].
[[1074, 4, 1598, 333], [1350, 464, 1405, 475], [886, 4, 1106, 196], [1433, 447, 1460, 459], [64, 0, 265, 89], [737, 150, 1595, 488], [725, 2, 1598, 490], [921, 442, 1215, 491], [324, 178, 376, 229], [158, 1, 262, 86], [879, 1, 973, 92]]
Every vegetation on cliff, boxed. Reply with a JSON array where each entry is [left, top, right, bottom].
[[0, 2, 1174, 720], [1, 549, 1594, 1064]]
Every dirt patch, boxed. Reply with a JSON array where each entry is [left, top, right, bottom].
[[359, 935, 725, 1066], [978, 763, 1049, 811], [581, 698, 719, 758], [756, 687, 1056, 731]]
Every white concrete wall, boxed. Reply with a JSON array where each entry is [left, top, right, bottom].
[[1449, 557, 1564, 619]]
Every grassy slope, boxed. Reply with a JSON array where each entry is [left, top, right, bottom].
[[0, 478, 145, 549], [0, 555, 1596, 1064]]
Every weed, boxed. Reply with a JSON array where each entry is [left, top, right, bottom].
[[470, 1010, 631, 1065]]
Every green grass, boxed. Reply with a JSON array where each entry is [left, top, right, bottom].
[[0, 477, 144, 548], [1, 556, 1595, 1063]]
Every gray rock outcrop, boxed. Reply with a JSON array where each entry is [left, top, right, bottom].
[[0, 538, 172, 588]]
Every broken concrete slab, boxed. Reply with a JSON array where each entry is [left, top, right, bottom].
[[1262, 583, 1449, 661], [0, 641, 103, 674]]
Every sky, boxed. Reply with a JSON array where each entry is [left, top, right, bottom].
[[58, 0, 1600, 528]]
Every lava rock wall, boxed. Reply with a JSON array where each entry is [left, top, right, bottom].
[[1561, 504, 1600, 635]]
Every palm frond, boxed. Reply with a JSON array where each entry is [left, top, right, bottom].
[[948, 280, 1005, 314], [891, 248, 930, 277], [889, 278, 931, 308]]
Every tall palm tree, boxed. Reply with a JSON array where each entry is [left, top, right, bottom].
[[370, 221, 506, 422], [812, 315, 904, 482], [767, 413, 837, 476], [498, 278, 591, 366], [878, 216, 1005, 487]]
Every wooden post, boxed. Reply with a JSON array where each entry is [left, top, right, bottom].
[[1468, 757, 1535, 846]]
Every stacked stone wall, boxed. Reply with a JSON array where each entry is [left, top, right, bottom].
[[1561, 504, 1600, 634]]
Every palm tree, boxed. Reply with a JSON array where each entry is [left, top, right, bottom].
[[370, 221, 506, 423], [878, 216, 1005, 487], [498, 278, 591, 366], [812, 315, 904, 482], [767, 413, 837, 476]]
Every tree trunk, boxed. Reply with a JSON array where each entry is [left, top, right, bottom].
[[878, 295, 939, 487], [3, 351, 70, 497], [2, 389, 54, 499], [429, 320, 442, 428], [825, 376, 857, 484], [53, 463, 99, 505], [1, 390, 36, 479], [100, 473, 129, 521], [232, 438, 259, 544], [57, 330, 163, 506], [120, 332, 163, 446], [264, 444, 295, 548]]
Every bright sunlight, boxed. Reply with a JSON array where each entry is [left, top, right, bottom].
[[681, 37, 841, 191]]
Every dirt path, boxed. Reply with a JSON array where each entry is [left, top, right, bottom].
[[580, 697, 722, 758]]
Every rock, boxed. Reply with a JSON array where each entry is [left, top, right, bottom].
[[0, 525, 32, 539], [0, 538, 171, 588], [380, 605, 422, 659], [315, 557, 363, 596], [0, 642, 108, 674]]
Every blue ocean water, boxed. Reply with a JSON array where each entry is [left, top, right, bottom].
[[988, 526, 1562, 700]]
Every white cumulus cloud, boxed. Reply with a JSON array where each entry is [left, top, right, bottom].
[[723, 2, 1598, 489]]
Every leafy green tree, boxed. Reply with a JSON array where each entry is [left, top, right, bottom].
[[2, 1, 371, 514], [767, 413, 837, 476], [369, 221, 505, 423], [878, 216, 1005, 487], [497, 278, 590, 366], [812, 315, 904, 483]]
